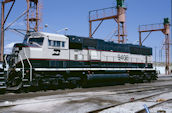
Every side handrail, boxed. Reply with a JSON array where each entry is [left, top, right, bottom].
[[4, 55, 9, 78], [19, 55, 25, 79], [4, 55, 8, 70], [23, 48, 33, 82]]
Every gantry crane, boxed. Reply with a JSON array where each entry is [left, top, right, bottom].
[[139, 18, 170, 75], [0, 0, 41, 62], [89, 0, 127, 43]]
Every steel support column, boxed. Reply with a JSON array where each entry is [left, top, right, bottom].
[[165, 34, 170, 74], [89, 21, 92, 38], [0, 2, 5, 62], [139, 32, 142, 46], [26, 0, 30, 32], [117, 21, 120, 43], [35, 2, 38, 31], [138, 21, 170, 75]]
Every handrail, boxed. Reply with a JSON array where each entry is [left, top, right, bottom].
[[4, 55, 8, 70], [89, 7, 116, 21], [4, 55, 9, 78], [23, 48, 33, 82], [19, 55, 25, 79], [139, 23, 164, 32]]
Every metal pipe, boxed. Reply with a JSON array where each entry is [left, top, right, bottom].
[[89, 21, 92, 37], [4, 54, 9, 78], [26, 0, 30, 32], [143, 104, 150, 113], [91, 20, 103, 37], [155, 46, 157, 70], [3, 0, 15, 25], [89, 7, 116, 13], [139, 32, 142, 46], [19, 55, 25, 79], [171, 0, 172, 68], [142, 31, 152, 44], [35, 1, 38, 32], [23, 48, 33, 82], [122, 23, 125, 43], [4, 10, 28, 31], [117, 21, 120, 43], [0, 2, 4, 62]]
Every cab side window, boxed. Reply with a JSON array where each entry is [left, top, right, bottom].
[[62, 41, 65, 47], [48, 40, 65, 48], [48, 40, 53, 46]]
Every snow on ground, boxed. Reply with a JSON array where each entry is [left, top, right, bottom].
[[150, 102, 172, 113], [101, 92, 172, 113], [100, 101, 155, 113], [0, 91, 118, 113], [0, 89, 168, 113]]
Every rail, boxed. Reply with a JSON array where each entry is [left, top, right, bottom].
[[89, 7, 116, 21], [19, 55, 25, 79], [23, 48, 33, 82], [135, 99, 172, 113], [4, 55, 9, 78], [4, 55, 8, 69], [139, 23, 164, 32], [88, 91, 170, 113]]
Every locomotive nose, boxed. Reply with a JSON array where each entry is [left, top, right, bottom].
[[13, 43, 28, 52]]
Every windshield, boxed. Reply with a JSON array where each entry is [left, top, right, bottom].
[[29, 37, 44, 46]]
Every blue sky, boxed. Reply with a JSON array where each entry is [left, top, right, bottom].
[[2, 0, 171, 62]]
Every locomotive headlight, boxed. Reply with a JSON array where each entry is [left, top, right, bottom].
[[15, 48, 19, 51]]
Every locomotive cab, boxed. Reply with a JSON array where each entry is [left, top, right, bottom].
[[10, 32, 69, 68]]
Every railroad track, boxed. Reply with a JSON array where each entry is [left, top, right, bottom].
[[0, 81, 171, 113], [0, 78, 171, 113], [0, 83, 171, 104], [0, 84, 171, 112], [88, 90, 172, 113], [135, 99, 172, 113]]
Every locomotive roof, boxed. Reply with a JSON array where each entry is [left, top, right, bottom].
[[66, 35, 152, 55], [66, 35, 151, 48], [27, 32, 150, 49], [28, 32, 68, 39], [25, 32, 152, 55]]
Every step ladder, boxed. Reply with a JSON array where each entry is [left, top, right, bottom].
[[0, 71, 6, 90], [22, 77, 31, 88]]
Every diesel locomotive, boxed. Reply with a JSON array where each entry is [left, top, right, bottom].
[[0, 32, 157, 91]]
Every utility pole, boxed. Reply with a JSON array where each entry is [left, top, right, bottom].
[[171, 0, 172, 71], [1, 2, 5, 62]]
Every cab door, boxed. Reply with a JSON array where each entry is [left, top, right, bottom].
[[88, 49, 100, 67]]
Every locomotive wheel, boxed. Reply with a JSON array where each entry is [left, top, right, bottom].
[[0, 89, 6, 94], [7, 70, 22, 89], [129, 76, 135, 84]]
